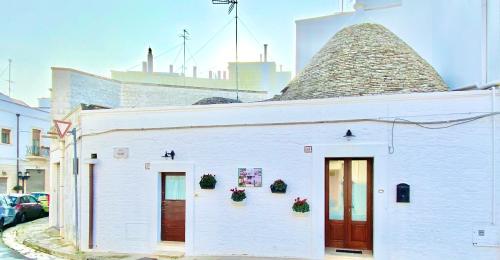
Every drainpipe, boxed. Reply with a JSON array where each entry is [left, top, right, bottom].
[[492, 85, 496, 225], [16, 113, 20, 193]]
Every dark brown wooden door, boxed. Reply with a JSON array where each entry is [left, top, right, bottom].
[[161, 172, 186, 242], [325, 158, 372, 250]]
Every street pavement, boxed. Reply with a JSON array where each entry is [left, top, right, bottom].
[[0, 233, 26, 259]]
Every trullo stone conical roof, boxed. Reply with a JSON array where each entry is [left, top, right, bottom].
[[280, 23, 447, 100]]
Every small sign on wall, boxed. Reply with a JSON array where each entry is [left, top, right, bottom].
[[238, 168, 262, 187], [113, 147, 129, 159], [304, 146, 312, 153]]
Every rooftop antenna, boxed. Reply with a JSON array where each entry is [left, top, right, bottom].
[[212, 0, 239, 101], [179, 29, 190, 86]]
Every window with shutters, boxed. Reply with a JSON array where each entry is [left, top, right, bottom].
[[1, 129, 11, 144]]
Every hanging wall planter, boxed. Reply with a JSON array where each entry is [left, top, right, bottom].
[[230, 187, 246, 202], [292, 197, 310, 213], [199, 174, 217, 189], [270, 179, 287, 193]]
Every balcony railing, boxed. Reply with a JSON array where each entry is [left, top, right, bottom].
[[26, 145, 49, 158]]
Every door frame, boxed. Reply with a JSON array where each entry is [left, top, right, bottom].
[[324, 158, 373, 250], [149, 161, 195, 255], [310, 143, 388, 260]]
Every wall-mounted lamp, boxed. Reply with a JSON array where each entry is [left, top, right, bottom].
[[163, 150, 175, 160], [344, 129, 355, 140], [17, 171, 30, 180], [91, 153, 98, 159], [17, 171, 30, 194]]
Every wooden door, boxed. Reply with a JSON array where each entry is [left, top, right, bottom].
[[325, 158, 372, 250], [161, 172, 186, 242]]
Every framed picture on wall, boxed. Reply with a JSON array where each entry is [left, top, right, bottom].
[[238, 168, 262, 187]]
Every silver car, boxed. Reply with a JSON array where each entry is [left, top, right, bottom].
[[0, 194, 16, 231]]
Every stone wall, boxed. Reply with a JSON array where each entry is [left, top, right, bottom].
[[121, 83, 267, 107]]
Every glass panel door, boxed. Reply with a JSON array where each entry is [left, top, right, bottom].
[[329, 160, 344, 220], [351, 160, 368, 221]]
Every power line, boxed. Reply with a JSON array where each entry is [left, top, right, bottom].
[[238, 16, 261, 46], [185, 17, 234, 64], [171, 45, 184, 72], [186, 47, 198, 67], [0, 64, 8, 78]]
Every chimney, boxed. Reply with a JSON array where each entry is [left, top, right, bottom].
[[193, 66, 197, 78], [147, 47, 153, 73], [223, 71, 227, 80], [169, 64, 173, 74], [209, 71, 213, 79], [217, 71, 221, 79], [142, 62, 147, 72], [264, 44, 268, 62]]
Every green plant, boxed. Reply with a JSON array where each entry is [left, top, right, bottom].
[[292, 197, 310, 213], [199, 174, 217, 189], [270, 179, 287, 193], [230, 187, 246, 202], [12, 185, 23, 192]]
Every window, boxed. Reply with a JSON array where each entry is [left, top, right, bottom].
[[21, 196, 29, 204], [28, 196, 37, 203], [8, 196, 17, 204], [32, 129, 41, 155], [1, 129, 10, 144]]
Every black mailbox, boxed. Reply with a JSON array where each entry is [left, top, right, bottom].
[[396, 183, 410, 203]]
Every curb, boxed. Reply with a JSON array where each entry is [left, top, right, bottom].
[[22, 238, 83, 260], [2, 220, 63, 260]]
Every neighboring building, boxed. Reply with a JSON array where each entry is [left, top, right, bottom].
[[295, 0, 500, 89], [49, 88, 499, 259], [0, 92, 51, 194], [51, 67, 268, 121], [111, 45, 292, 96]]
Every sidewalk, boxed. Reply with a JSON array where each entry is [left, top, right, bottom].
[[2, 218, 371, 260], [2, 218, 141, 260]]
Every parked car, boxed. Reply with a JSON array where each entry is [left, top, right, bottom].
[[0, 195, 16, 231], [8, 194, 44, 224], [30, 192, 49, 215]]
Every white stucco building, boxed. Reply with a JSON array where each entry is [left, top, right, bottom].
[[47, 2, 500, 259], [49, 88, 499, 259], [0, 92, 51, 194], [295, 0, 500, 89]]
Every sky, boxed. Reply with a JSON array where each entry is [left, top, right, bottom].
[[0, 0, 347, 106]]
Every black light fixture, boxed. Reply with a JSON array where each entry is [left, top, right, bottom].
[[163, 150, 175, 160], [17, 171, 30, 194], [344, 129, 355, 139]]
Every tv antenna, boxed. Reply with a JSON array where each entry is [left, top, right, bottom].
[[179, 29, 190, 86], [212, 0, 239, 101]]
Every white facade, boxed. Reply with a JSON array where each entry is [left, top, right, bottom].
[[0, 93, 51, 194], [50, 89, 500, 259], [296, 0, 500, 88]]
